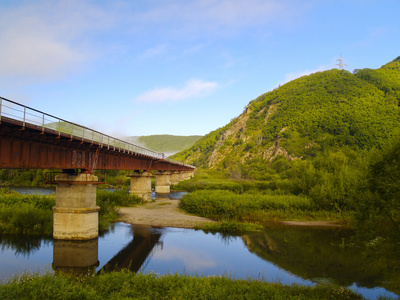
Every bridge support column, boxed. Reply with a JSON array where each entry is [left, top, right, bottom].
[[155, 171, 171, 194], [170, 171, 180, 185], [127, 171, 153, 202], [183, 172, 191, 180], [53, 173, 99, 240]]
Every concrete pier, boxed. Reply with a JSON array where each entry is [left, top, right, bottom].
[[183, 172, 190, 180], [170, 171, 181, 185], [155, 171, 171, 194], [53, 173, 100, 240], [127, 171, 153, 202]]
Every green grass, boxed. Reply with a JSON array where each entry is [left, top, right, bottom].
[[0, 271, 362, 300], [172, 169, 274, 193], [0, 190, 54, 236], [196, 221, 263, 233], [0, 189, 141, 235], [179, 189, 351, 225], [96, 189, 141, 232]]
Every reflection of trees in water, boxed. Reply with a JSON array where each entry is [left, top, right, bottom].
[[242, 226, 400, 295], [200, 230, 240, 246], [0, 235, 52, 257]]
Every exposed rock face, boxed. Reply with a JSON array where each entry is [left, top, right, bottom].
[[208, 109, 250, 167]]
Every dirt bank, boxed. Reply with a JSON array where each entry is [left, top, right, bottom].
[[117, 198, 346, 229], [116, 198, 216, 228]]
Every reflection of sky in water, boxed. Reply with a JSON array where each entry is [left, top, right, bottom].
[[142, 227, 314, 286], [1, 223, 398, 299], [0, 241, 53, 281], [97, 222, 134, 270]]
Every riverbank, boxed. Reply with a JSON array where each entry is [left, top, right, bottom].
[[117, 198, 216, 228], [116, 198, 347, 229]]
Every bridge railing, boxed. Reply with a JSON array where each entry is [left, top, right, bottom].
[[0, 97, 194, 168], [0, 97, 193, 167], [0, 97, 164, 157]]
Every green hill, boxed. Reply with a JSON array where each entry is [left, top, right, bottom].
[[127, 135, 202, 156], [172, 57, 400, 176]]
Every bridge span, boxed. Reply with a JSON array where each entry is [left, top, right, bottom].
[[0, 97, 196, 240]]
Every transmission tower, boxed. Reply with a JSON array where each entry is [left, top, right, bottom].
[[336, 54, 347, 70]]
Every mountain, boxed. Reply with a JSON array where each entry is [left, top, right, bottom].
[[172, 57, 400, 174], [126, 135, 202, 157]]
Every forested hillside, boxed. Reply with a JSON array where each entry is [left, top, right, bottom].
[[127, 135, 201, 156], [172, 57, 400, 178]]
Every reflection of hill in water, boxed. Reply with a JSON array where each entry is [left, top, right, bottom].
[[242, 226, 400, 295]]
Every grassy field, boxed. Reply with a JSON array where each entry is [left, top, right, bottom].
[[0, 271, 362, 300], [0, 189, 141, 235]]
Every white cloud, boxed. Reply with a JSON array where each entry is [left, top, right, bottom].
[[135, 79, 218, 103], [155, 246, 216, 270], [0, 0, 112, 81]]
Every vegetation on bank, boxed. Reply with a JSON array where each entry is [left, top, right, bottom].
[[0, 271, 362, 300], [180, 190, 350, 225], [137, 134, 202, 154], [0, 189, 140, 236]]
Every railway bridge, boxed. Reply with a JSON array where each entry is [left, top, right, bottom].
[[0, 97, 195, 240]]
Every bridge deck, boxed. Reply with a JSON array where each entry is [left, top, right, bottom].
[[0, 97, 194, 172]]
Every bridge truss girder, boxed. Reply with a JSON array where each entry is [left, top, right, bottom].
[[0, 118, 193, 173]]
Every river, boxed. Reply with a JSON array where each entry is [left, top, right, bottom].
[[0, 188, 399, 299]]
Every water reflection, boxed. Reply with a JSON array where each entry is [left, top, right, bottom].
[[1, 224, 398, 299], [52, 239, 99, 276], [0, 235, 52, 257], [100, 227, 163, 273], [242, 225, 400, 298]]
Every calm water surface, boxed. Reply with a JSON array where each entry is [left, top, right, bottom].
[[1, 223, 399, 299], [0, 188, 399, 299]]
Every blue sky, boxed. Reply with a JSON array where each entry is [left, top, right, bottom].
[[1, 0, 399, 138]]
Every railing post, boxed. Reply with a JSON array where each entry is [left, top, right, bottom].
[[0, 97, 2, 124], [70, 123, 74, 139], [41, 114, 45, 132], [23, 106, 26, 128]]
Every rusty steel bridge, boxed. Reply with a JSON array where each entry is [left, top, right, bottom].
[[0, 97, 195, 173]]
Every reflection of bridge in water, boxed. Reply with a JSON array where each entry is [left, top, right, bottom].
[[52, 226, 163, 275], [100, 227, 163, 273]]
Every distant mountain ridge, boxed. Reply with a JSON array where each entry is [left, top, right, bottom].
[[171, 57, 400, 176], [126, 135, 202, 157]]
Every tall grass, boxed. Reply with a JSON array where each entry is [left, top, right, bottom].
[[0, 189, 54, 236], [0, 271, 362, 300], [180, 190, 347, 224], [0, 189, 141, 236], [96, 189, 141, 232]]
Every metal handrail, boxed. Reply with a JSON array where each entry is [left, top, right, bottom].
[[0, 96, 194, 169]]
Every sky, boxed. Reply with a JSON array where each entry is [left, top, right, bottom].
[[0, 0, 399, 138]]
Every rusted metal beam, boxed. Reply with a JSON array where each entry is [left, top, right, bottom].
[[0, 117, 194, 172]]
